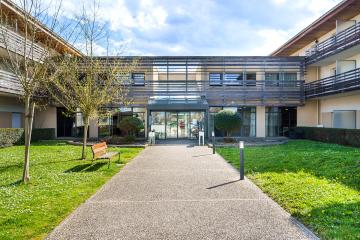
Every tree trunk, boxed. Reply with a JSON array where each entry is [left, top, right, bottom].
[[81, 116, 89, 160], [23, 98, 35, 184]]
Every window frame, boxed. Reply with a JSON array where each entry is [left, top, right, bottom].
[[132, 72, 145, 86], [209, 73, 223, 86]]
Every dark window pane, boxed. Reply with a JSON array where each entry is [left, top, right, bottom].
[[246, 72, 256, 86], [132, 73, 145, 86]]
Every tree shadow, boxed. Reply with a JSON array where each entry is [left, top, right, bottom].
[[64, 162, 107, 173], [0, 179, 22, 188]]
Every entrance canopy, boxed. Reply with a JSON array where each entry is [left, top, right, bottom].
[[148, 96, 208, 110]]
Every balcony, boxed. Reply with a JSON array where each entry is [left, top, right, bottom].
[[305, 22, 360, 65], [305, 68, 360, 99], [0, 25, 48, 62], [0, 69, 23, 95], [129, 79, 304, 106]]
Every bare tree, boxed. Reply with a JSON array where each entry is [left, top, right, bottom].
[[46, 2, 138, 159], [0, 0, 79, 183]]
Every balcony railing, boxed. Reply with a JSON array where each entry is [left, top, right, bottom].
[[305, 68, 360, 99], [0, 69, 23, 95], [305, 22, 360, 64], [0, 25, 48, 62], [129, 80, 304, 105]]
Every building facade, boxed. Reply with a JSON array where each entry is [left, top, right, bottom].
[[272, 0, 360, 130], [0, 0, 359, 140]]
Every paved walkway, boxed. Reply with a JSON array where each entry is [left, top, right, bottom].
[[48, 145, 317, 240]]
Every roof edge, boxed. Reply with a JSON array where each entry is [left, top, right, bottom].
[[270, 0, 354, 56]]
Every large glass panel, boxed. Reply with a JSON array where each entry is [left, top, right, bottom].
[[238, 107, 256, 137], [177, 112, 189, 138], [266, 107, 280, 137], [133, 112, 145, 137], [190, 112, 205, 139], [166, 112, 178, 138], [150, 112, 165, 139], [333, 110, 356, 129]]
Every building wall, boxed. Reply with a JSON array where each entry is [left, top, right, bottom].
[[0, 95, 24, 128], [0, 112, 12, 128], [33, 107, 57, 132], [297, 100, 318, 127], [298, 93, 360, 129]]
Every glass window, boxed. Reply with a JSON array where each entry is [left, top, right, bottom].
[[283, 72, 297, 87], [265, 72, 280, 86], [245, 72, 256, 86], [132, 73, 145, 86], [11, 113, 21, 128], [266, 107, 280, 137], [209, 73, 222, 86], [333, 110, 356, 129], [209, 107, 222, 113], [283, 73, 297, 81], [223, 107, 238, 113], [238, 107, 256, 137], [150, 112, 165, 139], [224, 73, 243, 85]]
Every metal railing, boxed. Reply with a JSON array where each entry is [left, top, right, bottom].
[[129, 79, 304, 105], [0, 25, 48, 62], [305, 22, 360, 64], [305, 67, 360, 98], [0, 69, 23, 95]]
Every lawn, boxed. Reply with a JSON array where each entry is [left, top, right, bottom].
[[0, 141, 142, 240], [217, 140, 360, 240]]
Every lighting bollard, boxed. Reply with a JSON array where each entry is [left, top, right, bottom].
[[239, 141, 244, 180], [212, 131, 215, 154]]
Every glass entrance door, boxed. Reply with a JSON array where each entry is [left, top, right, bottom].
[[177, 112, 189, 138], [166, 112, 178, 138], [150, 111, 204, 139]]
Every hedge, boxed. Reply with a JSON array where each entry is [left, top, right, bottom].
[[0, 128, 55, 147], [291, 127, 360, 147]]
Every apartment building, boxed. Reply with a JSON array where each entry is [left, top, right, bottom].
[[0, 0, 81, 132], [99, 56, 304, 139], [0, 0, 359, 140], [272, 0, 360, 129]]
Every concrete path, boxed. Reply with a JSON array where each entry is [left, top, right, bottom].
[[48, 145, 317, 240]]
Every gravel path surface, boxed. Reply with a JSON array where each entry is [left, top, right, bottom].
[[47, 145, 318, 240]]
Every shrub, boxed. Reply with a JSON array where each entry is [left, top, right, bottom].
[[123, 135, 136, 143], [291, 127, 360, 147], [32, 128, 55, 141], [214, 110, 241, 137], [0, 128, 24, 147], [118, 116, 144, 136], [0, 128, 55, 147]]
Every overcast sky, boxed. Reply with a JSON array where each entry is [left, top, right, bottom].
[[55, 0, 342, 56]]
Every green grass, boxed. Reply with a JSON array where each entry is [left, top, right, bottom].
[[0, 141, 142, 240], [217, 140, 360, 240]]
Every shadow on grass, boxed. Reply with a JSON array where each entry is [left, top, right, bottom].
[[64, 162, 107, 173], [0, 179, 23, 188], [0, 158, 85, 174], [299, 201, 360, 239]]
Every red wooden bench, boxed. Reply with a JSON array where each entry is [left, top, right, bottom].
[[91, 142, 120, 168]]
